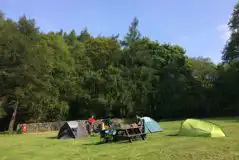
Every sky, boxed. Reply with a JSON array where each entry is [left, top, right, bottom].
[[1, 0, 237, 63]]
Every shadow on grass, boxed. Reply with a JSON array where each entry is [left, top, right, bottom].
[[82, 140, 130, 146], [167, 133, 179, 137], [166, 133, 217, 138], [46, 134, 98, 140], [89, 134, 99, 137], [82, 141, 106, 146], [46, 136, 58, 139]]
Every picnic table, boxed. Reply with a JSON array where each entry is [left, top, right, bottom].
[[112, 126, 146, 143]]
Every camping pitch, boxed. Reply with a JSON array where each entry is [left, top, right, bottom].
[[140, 117, 163, 133], [178, 119, 226, 137], [57, 121, 88, 139]]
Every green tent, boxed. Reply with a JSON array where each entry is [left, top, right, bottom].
[[178, 119, 226, 137]]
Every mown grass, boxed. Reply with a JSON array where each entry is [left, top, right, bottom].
[[0, 118, 239, 160]]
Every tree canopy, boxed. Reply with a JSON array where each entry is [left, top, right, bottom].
[[1, 2, 239, 131]]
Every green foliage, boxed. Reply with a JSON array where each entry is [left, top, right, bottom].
[[0, 131, 10, 135], [222, 2, 239, 62], [219, 1, 239, 116], [1, 2, 239, 130], [121, 17, 141, 47]]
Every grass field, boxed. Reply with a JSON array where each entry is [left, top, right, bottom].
[[0, 118, 239, 160]]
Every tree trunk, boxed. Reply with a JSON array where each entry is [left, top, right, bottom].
[[8, 101, 18, 132], [0, 96, 7, 117]]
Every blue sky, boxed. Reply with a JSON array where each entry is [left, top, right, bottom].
[[1, 0, 237, 63]]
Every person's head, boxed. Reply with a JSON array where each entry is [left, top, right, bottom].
[[91, 116, 94, 118]]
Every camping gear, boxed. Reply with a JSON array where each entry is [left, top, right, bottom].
[[100, 129, 116, 143], [99, 120, 117, 143], [178, 119, 226, 137], [57, 121, 88, 139], [99, 119, 122, 143], [140, 117, 163, 133]]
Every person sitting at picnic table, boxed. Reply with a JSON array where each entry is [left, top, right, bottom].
[[100, 117, 115, 143], [136, 116, 144, 132], [102, 116, 112, 128]]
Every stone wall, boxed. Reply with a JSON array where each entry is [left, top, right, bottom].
[[17, 120, 86, 133], [17, 118, 125, 133]]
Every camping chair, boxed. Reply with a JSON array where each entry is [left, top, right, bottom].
[[99, 121, 117, 143], [100, 130, 109, 143], [100, 129, 116, 143]]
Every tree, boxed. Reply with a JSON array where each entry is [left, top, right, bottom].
[[0, 16, 52, 131], [189, 57, 216, 88], [220, 1, 239, 116], [121, 17, 141, 47], [77, 28, 92, 42], [3, 10, 239, 131], [222, 2, 239, 62]]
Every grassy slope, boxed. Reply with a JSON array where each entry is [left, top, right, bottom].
[[0, 119, 239, 160]]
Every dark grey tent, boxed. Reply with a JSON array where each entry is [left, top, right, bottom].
[[57, 121, 88, 139]]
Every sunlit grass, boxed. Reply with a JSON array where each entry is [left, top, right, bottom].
[[0, 118, 239, 160]]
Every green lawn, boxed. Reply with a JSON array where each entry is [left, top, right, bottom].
[[0, 119, 239, 160]]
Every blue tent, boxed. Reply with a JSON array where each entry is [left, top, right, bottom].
[[140, 117, 163, 133]]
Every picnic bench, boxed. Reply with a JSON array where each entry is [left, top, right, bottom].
[[99, 123, 146, 143], [113, 126, 146, 143]]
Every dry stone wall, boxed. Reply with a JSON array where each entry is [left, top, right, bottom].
[[17, 118, 125, 133]]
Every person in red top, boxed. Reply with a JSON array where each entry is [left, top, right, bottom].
[[88, 116, 95, 124], [88, 116, 96, 134]]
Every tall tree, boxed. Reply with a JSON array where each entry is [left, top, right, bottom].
[[3, 10, 239, 130], [220, 1, 239, 116], [222, 2, 239, 62], [121, 17, 141, 47], [77, 28, 91, 42], [0, 16, 51, 131]]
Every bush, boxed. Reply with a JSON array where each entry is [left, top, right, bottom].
[[0, 131, 10, 135]]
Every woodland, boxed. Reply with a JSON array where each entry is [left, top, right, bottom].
[[1, 2, 239, 131]]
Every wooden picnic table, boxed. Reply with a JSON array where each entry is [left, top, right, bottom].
[[113, 126, 146, 143]]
